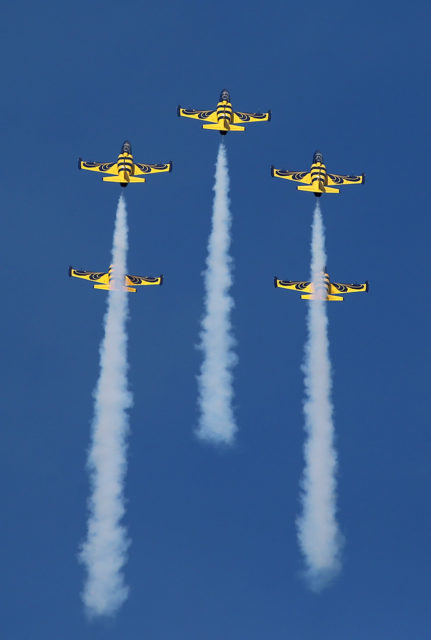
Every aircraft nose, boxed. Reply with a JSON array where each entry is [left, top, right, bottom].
[[122, 140, 132, 153], [220, 88, 230, 100]]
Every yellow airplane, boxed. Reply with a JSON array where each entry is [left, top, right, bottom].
[[78, 140, 172, 187], [274, 270, 368, 301], [271, 151, 365, 196], [69, 264, 163, 293], [178, 89, 271, 134]]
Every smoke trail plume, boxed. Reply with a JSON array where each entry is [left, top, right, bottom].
[[296, 200, 342, 590], [196, 143, 237, 445], [79, 194, 132, 616]]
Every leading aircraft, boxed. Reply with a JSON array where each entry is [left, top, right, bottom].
[[78, 141, 172, 187], [178, 89, 271, 134], [271, 151, 364, 196], [69, 264, 163, 293], [274, 270, 368, 301]]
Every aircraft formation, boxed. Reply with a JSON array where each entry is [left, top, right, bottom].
[[71, 88, 368, 299]]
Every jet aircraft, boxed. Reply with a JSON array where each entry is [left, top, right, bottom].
[[274, 270, 368, 301], [271, 151, 364, 196], [177, 89, 271, 134], [78, 141, 172, 187], [69, 264, 163, 293]]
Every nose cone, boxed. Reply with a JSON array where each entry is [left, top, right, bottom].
[[313, 150, 323, 163], [122, 140, 132, 154], [220, 88, 230, 101]]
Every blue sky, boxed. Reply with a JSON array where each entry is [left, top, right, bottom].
[[1, 1, 430, 637]]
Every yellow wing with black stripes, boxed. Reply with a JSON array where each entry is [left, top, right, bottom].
[[69, 267, 109, 284], [78, 159, 118, 175], [326, 172, 365, 186], [233, 110, 271, 124], [274, 277, 313, 293], [133, 162, 172, 176], [329, 281, 368, 294], [271, 167, 312, 184], [125, 274, 163, 287], [177, 106, 218, 122]]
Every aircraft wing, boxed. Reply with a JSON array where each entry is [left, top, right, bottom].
[[133, 162, 172, 176], [233, 110, 271, 123], [125, 274, 163, 287], [69, 267, 109, 284], [271, 167, 312, 184], [177, 107, 218, 122], [326, 172, 365, 186], [330, 281, 368, 294], [78, 159, 118, 175], [274, 277, 313, 293]]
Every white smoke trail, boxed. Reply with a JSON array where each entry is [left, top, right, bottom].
[[79, 194, 132, 617], [296, 200, 342, 590], [196, 143, 237, 445]]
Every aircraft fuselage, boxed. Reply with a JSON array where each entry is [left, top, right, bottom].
[[93, 265, 134, 291], [309, 151, 327, 197], [116, 152, 134, 187], [309, 161, 327, 196], [312, 271, 331, 299], [301, 272, 343, 301], [216, 99, 234, 135]]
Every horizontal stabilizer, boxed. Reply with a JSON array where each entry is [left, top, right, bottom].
[[102, 176, 126, 184], [102, 176, 146, 184], [300, 294, 343, 301], [202, 123, 245, 132], [93, 284, 137, 293], [126, 176, 146, 183], [297, 185, 339, 194]]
